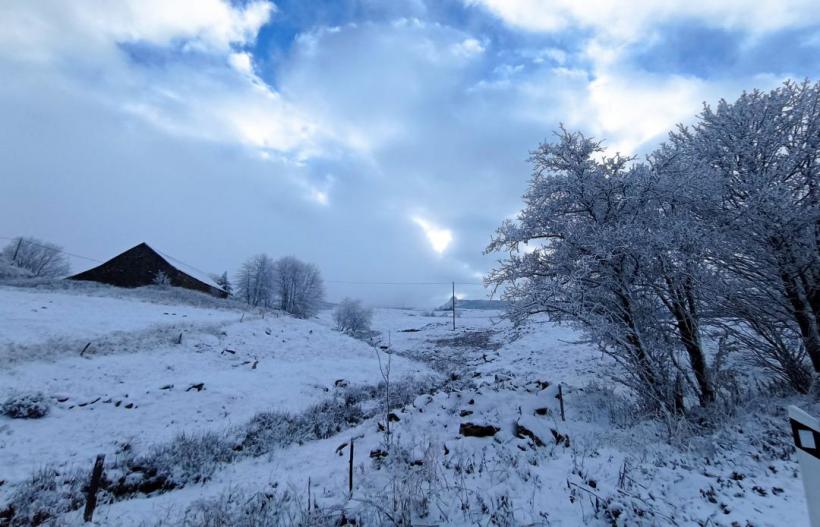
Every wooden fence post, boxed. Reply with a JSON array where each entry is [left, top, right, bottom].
[[83, 454, 105, 522], [348, 438, 354, 495], [559, 384, 565, 422]]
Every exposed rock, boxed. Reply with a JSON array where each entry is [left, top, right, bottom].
[[514, 421, 545, 447], [459, 410, 473, 417], [534, 407, 551, 416], [550, 428, 571, 447], [387, 412, 400, 422], [185, 383, 205, 392], [369, 449, 388, 459], [459, 422, 500, 438]]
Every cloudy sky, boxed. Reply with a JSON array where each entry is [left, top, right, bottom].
[[1, 0, 818, 306]]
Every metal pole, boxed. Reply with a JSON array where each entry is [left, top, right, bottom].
[[452, 281, 456, 331]]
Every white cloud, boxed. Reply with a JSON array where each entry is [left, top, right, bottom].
[[583, 72, 709, 154], [229, 52, 254, 75], [412, 217, 454, 254], [450, 37, 485, 59], [467, 0, 820, 42], [0, 0, 274, 62]]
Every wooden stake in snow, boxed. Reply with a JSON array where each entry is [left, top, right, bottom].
[[558, 384, 565, 422], [80, 342, 91, 357], [348, 438, 355, 496], [83, 454, 105, 522]]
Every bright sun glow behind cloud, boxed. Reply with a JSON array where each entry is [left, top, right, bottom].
[[412, 216, 453, 254]]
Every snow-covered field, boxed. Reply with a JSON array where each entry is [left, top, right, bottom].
[[0, 286, 816, 526], [0, 287, 237, 346]]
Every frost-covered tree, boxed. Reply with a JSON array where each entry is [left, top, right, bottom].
[[1, 236, 70, 278], [667, 81, 820, 388], [334, 297, 373, 337], [487, 127, 725, 411], [273, 256, 324, 318], [486, 129, 683, 412], [644, 143, 721, 405], [235, 254, 276, 308], [213, 271, 232, 296]]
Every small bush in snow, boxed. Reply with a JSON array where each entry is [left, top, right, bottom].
[[153, 270, 172, 287], [241, 400, 366, 455], [333, 298, 373, 337], [134, 432, 235, 486], [1, 466, 85, 526], [0, 257, 34, 281], [170, 488, 340, 527], [2, 391, 50, 419]]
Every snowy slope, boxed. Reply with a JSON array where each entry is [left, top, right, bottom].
[[96, 310, 815, 526], [0, 286, 241, 363], [0, 288, 434, 496], [0, 297, 815, 526]]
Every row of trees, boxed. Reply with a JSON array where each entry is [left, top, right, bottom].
[[234, 254, 325, 319], [487, 80, 819, 413]]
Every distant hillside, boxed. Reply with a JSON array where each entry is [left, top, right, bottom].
[[436, 297, 507, 311]]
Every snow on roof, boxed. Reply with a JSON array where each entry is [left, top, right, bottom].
[[146, 243, 227, 293]]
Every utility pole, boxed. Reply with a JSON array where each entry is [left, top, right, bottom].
[[452, 281, 456, 331]]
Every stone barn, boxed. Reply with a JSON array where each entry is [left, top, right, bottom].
[[69, 242, 228, 298]]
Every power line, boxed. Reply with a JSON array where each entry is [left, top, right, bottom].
[[0, 236, 102, 263]]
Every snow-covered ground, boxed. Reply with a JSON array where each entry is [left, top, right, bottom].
[[1, 287, 816, 526], [0, 287, 432, 496], [0, 285, 242, 364]]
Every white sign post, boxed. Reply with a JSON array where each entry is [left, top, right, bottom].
[[789, 405, 820, 527]]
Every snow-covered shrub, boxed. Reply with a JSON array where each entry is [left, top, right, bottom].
[[0, 257, 34, 281], [167, 488, 341, 527], [301, 398, 366, 439], [241, 411, 299, 455], [241, 399, 366, 455], [152, 270, 172, 287], [240, 379, 434, 456], [333, 297, 373, 337], [1, 466, 86, 526], [2, 390, 50, 418], [134, 432, 235, 486]]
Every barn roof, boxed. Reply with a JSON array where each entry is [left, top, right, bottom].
[[69, 242, 227, 296], [149, 245, 225, 292]]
